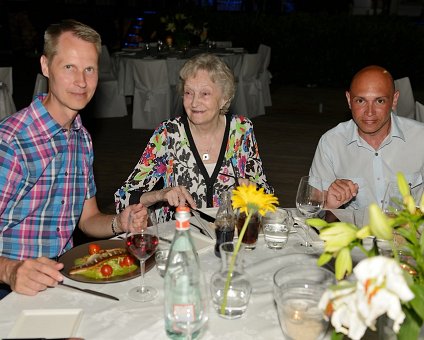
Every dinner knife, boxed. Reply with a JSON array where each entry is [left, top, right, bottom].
[[190, 208, 216, 223], [58, 282, 119, 301]]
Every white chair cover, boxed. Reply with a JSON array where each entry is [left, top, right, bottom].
[[394, 77, 415, 119], [257, 44, 272, 107], [0, 82, 16, 119], [231, 53, 265, 118], [416, 101, 424, 123], [0, 67, 13, 96], [93, 45, 127, 118], [132, 59, 172, 129], [220, 54, 243, 81], [32, 73, 48, 99], [166, 58, 186, 117], [0, 67, 16, 118]]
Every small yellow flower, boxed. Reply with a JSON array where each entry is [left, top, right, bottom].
[[231, 184, 278, 216]]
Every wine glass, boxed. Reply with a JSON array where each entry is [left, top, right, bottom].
[[126, 208, 159, 302], [295, 176, 324, 250], [381, 181, 404, 216]]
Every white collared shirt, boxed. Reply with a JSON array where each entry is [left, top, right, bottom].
[[309, 113, 424, 210]]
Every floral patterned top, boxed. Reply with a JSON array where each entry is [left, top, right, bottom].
[[114, 114, 273, 221]]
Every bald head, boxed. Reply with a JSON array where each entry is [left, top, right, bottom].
[[349, 65, 395, 94]]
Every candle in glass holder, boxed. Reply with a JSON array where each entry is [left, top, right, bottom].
[[165, 35, 173, 48], [280, 297, 326, 340]]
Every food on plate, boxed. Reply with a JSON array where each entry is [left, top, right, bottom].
[[70, 244, 138, 279]]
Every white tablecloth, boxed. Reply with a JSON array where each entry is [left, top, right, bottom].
[[0, 216, 328, 340]]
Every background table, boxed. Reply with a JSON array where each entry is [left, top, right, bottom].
[[0, 216, 327, 340]]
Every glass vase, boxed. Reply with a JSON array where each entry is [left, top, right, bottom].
[[210, 241, 251, 319]]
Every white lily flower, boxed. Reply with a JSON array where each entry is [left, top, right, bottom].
[[354, 256, 414, 333], [319, 283, 368, 340]]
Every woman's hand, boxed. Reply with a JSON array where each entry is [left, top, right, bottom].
[[119, 203, 148, 233], [160, 186, 197, 208]]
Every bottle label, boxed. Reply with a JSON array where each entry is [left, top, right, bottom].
[[173, 303, 195, 323], [176, 220, 190, 230]]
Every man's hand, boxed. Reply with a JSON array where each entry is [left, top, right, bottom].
[[325, 179, 359, 209], [6, 257, 64, 296]]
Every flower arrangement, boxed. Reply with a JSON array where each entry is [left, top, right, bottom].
[[220, 184, 278, 315], [160, 13, 208, 46], [307, 172, 424, 339]]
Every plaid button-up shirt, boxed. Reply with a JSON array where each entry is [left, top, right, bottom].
[[0, 96, 96, 260]]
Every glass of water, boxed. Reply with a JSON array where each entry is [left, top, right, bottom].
[[262, 208, 293, 250]]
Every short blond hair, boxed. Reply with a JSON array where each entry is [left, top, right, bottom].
[[43, 19, 101, 62]]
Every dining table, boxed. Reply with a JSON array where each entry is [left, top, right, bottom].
[[0, 209, 362, 340], [113, 46, 245, 97]]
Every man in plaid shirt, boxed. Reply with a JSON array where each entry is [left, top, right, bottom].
[[0, 20, 147, 297]]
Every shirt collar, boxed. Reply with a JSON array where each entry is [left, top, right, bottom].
[[346, 112, 405, 147], [30, 95, 83, 141]]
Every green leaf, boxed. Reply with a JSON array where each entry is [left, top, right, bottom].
[[398, 306, 422, 340], [318, 252, 333, 266], [410, 284, 424, 321], [330, 331, 344, 340]]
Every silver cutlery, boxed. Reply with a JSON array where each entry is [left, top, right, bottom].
[[58, 282, 119, 301]]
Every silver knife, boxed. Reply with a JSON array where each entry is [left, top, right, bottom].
[[58, 282, 119, 301]]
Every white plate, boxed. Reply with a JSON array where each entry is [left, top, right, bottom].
[[8, 309, 83, 338]]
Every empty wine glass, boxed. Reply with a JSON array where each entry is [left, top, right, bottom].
[[381, 181, 404, 216], [126, 208, 159, 302], [295, 176, 324, 251]]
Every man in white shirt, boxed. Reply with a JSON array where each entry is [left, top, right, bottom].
[[310, 65, 424, 210]]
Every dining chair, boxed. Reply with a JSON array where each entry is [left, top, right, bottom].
[[32, 73, 48, 99], [166, 58, 186, 118], [131, 59, 172, 129], [0, 67, 13, 96], [92, 45, 127, 118], [231, 53, 265, 119], [416, 101, 424, 123], [257, 44, 272, 107], [394, 77, 415, 120], [0, 67, 16, 118]]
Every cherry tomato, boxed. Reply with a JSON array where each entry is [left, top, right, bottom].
[[100, 264, 113, 277], [88, 243, 101, 255], [119, 255, 135, 267]]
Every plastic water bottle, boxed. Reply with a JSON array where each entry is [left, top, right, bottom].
[[164, 206, 208, 339]]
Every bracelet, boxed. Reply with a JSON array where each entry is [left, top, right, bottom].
[[111, 215, 120, 236]]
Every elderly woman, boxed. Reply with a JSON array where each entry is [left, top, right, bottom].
[[114, 53, 273, 221]]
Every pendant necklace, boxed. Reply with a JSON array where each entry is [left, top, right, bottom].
[[202, 142, 213, 161]]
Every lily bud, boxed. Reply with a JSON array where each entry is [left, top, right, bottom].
[[306, 218, 328, 229], [356, 226, 371, 239], [403, 194, 416, 214], [420, 193, 424, 214], [335, 247, 352, 280], [320, 222, 357, 253], [396, 172, 410, 198], [368, 203, 393, 240]]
